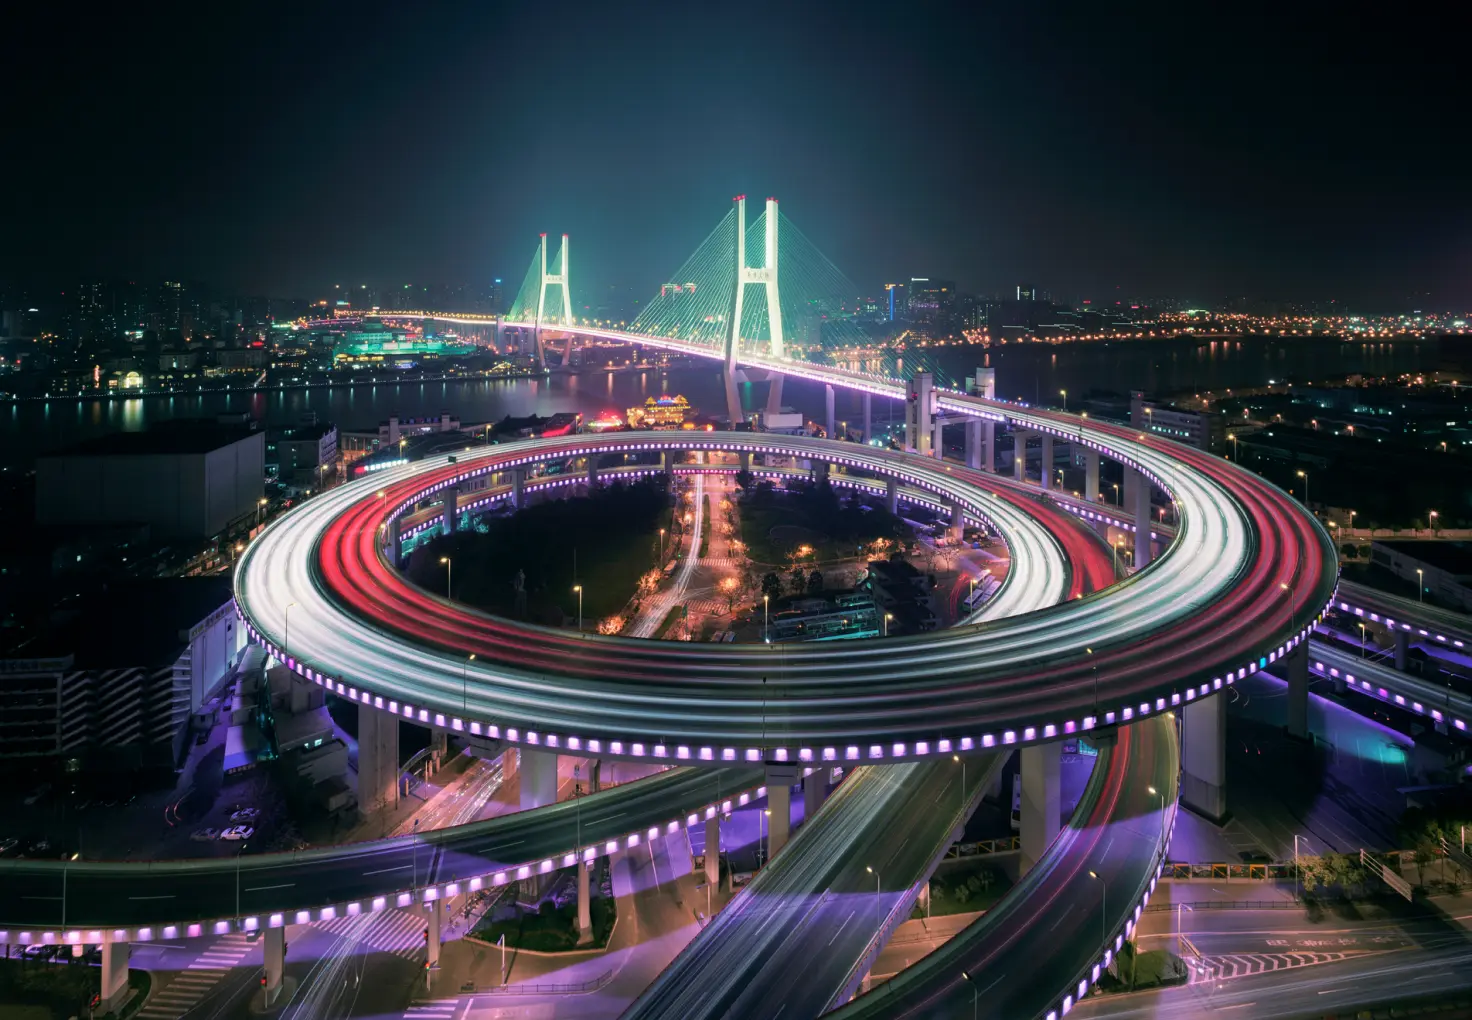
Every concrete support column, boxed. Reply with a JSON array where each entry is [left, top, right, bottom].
[[587, 456, 599, 490], [965, 419, 982, 469], [1181, 694, 1227, 823], [511, 467, 525, 509], [949, 501, 965, 541], [263, 926, 286, 1004], [766, 373, 785, 416], [426, 900, 441, 968], [385, 521, 401, 569], [577, 860, 592, 941], [519, 747, 558, 810], [723, 366, 744, 427], [442, 491, 457, 535], [1130, 468, 1153, 569], [932, 416, 945, 461], [905, 372, 934, 456], [704, 814, 721, 886], [100, 933, 130, 1011], [662, 450, 674, 479], [739, 451, 750, 473], [1013, 431, 1029, 482], [1019, 743, 1061, 876], [803, 769, 826, 824], [982, 420, 995, 473], [1285, 643, 1309, 740], [357, 703, 399, 813], [1040, 434, 1054, 491], [1085, 450, 1100, 503], [825, 384, 836, 440], [765, 763, 798, 859], [885, 478, 898, 515], [1122, 465, 1136, 510], [1394, 630, 1409, 670], [862, 391, 872, 443]]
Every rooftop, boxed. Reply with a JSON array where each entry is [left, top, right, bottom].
[[44, 424, 259, 458]]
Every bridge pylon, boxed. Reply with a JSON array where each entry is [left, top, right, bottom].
[[535, 233, 574, 368], [725, 196, 784, 424]]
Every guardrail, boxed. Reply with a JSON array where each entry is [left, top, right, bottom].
[[470, 968, 614, 996], [945, 836, 1020, 858]]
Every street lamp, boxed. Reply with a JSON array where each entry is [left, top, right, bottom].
[[283, 602, 297, 663], [960, 970, 979, 1020], [1359, 622, 1367, 658], [884, 612, 893, 637], [1227, 433, 1237, 461], [866, 865, 881, 929], [1087, 870, 1106, 948], [1416, 568, 1424, 603], [439, 556, 452, 600], [763, 594, 770, 642], [1296, 469, 1309, 508], [1111, 482, 1120, 505], [1060, 389, 1067, 412], [236, 841, 249, 919], [573, 584, 583, 632], [464, 653, 475, 714], [1430, 510, 1439, 536]]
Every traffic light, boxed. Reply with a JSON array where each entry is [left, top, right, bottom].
[[422, 928, 430, 943]]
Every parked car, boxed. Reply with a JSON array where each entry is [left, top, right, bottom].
[[0, 837, 19, 855], [220, 825, 254, 841], [229, 808, 260, 823], [191, 828, 221, 842]]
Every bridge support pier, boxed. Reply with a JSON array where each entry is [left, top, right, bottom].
[[739, 451, 750, 473], [587, 456, 599, 491], [426, 899, 442, 969], [1085, 450, 1100, 502], [932, 416, 945, 461], [511, 468, 525, 509], [385, 521, 401, 569], [662, 450, 674, 480], [1130, 468, 1153, 569], [1285, 643, 1310, 740], [885, 478, 898, 515], [358, 703, 400, 813], [965, 419, 982, 469], [1019, 742, 1061, 876], [982, 421, 995, 472], [1040, 434, 1054, 490], [1394, 630, 1408, 670], [826, 384, 836, 439], [577, 860, 592, 942], [766, 373, 785, 416], [803, 768, 826, 824], [905, 372, 934, 456], [519, 748, 558, 810], [100, 933, 130, 1011], [724, 367, 744, 428], [263, 925, 286, 1004], [441, 491, 457, 535], [1181, 694, 1227, 823], [705, 814, 721, 886], [949, 501, 965, 541], [765, 763, 798, 859], [862, 391, 871, 443], [1013, 431, 1029, 482]]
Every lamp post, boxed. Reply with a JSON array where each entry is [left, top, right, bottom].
[[1088, 870, 1106, 949], [1359, 623, 1366, 658], [1294, 834, 1303, 897], [463, 653, 475, 715], [573, 584, 583, 632], [953, 754, 965, 818], [960, 970, 979, 1020], [865, 865, 881, 929], [283, 602, 296, 664], [883, 612, 893, 637], [236, 842, 249, 919], [1111, 482, 1120, 505], [1280, 581, 1295, 639], [1228, 432, 1238, 461], [439, 556, 452, 600], [1430, 510, 1439, 536], [1296, 469, 1309, 509], [763, 594, 770, 642], [1416, 569, 1424, 603], [1060, 389, 1067, 412]]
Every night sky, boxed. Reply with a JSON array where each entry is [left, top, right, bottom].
[[7, 2, 1468, 309]]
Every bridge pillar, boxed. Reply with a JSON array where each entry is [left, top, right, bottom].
[[982, 421, 995, 473], [803, 768, 826, 824], [1085, 450, 1100, 502], [825, 384, 836, 440], [1123, 465, 1137, 510], [426, 898, 442, 969], [385, 520, 401, 569], [577, 860, 592, 942], [357, 703, 400, 813], [705, 814, 721, 886], [1394, 630, 1408, 670], [724, 367, 744, 428], [1019, 742, 1061, 876], [905, 372, 934, 457], [766, 373, 785, 417], [587, 456, 599, 491], [519, 747, 558, 810], [263, 925, 286, 1004], [662, 450, 674, 480], [1285, 643, 1310, 740], [765, 763, 799, 859], [100, 932, 130, 1011], [885, 478, 898, 515], [1040, 434, 1054, 491], [950, 501, 965, 541], [511, 468, 525, 509], [932, 416, 946, 461], [441, 491, 457, 535], [862, 391, 872, 443], [1013, 431, 1029, 482], [1181, 694, 1227, 823], [1131, 468, 1153, 569], [965, 419, 982, 469]]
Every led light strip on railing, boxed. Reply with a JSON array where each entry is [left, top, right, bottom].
[[0, 770, 785, 943], [1331, 598, 1468, 649], [1310, 649, 1471, 735]]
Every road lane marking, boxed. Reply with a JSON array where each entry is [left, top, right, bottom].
[[129, 894, 176, 900], [244, 883, 295, 892], [362, 865, 412, 876], [828, 911, 855, 946]]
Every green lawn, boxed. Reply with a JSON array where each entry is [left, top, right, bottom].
[[0, 957, 151, 1020], [917, 859, 1011, 917], [1097, 943, 1188, 993], [471, 897, 616, 953]]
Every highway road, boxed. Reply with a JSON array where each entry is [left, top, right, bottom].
[[623, 755, 1005, 1019], [237, 425, 1335, 761], [0, 765, 762, 931], [828, 714, 1178, 1020]]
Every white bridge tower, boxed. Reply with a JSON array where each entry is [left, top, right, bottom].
[[724, 196, 785, 425], [535, 232, 574, 367]]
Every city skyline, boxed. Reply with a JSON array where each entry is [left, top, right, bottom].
[[6, 2, 1469, 308]]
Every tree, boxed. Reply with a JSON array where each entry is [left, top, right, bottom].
[[761, 573, 783, 601], [807, 569, 824, 594], [735, 469, 754, 493], [789, 567, 806, 595]]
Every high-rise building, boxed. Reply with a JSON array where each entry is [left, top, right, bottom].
[[884, 283, 906, 321]]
